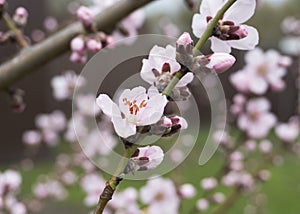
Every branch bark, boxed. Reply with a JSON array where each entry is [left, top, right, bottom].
[[0, 0, 156, 89]]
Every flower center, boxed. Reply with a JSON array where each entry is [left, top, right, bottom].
[[154, 192, 165, 202], [123, 98, 147, 117]]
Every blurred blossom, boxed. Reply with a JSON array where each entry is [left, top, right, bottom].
[[13, 7, 28, 26], [77, 6, 94, 27], [0, 170, 22, 194], [230, 94, 246, 115], [200, 177, 218, 191], [86, 37, 102, 52], [280, 36, 300, 56], [22, 130, 42, 146], [196, 198, 209, 211], [231, 48, 291, 94], [159, 18, 180, 37], [75, 94, 101, 116], [110, 188, 141, 213], [244, 139, 257, 152], [51, 71, 86, 100], [82, 128, 117, 157], [80, 173, 105, 206], [71, 37, 85, 53], [192, 0, 258, 53], [97, 86, 167, 138], [112, 9, 145, 44], [44, 16, 58, 32], [140, 177, 180, 214], [33, 180, 67, 200], [281, 16, 300, 35], [212, 192, 225, 204], [61, 171, 78, 186], [237, 98, 276, 139], [178, 183, 196, 199], [65, 113, 88, 142], [31, 29, 45, 42], [222, 171, 254, 189], [275, 118, 299, 142], [258, 140, 273, 154]]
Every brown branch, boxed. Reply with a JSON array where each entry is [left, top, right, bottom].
[[0, 0, 157, 89]]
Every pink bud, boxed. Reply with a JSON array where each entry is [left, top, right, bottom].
[[170, 116, 188, 129], [77, 6, 94, 27], [105, 35, 115, 49], [177, 32, 193, 47], [13, 7, 28, 26], [200, 177, 218, 191], [70, 37, 85, 53], [259, 140, 272, 154], [206, 53, 236, 73], [86, 38, 102, 52]]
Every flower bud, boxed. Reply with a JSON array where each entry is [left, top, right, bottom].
[[70, 37, 85, 53], [205, 53, 236, 73], [13, 7, 28, 26], [77, 6, 94, 27], [86, 38, 102, 52], [177, 32, 193, 47], [22, 130, 42, 146]]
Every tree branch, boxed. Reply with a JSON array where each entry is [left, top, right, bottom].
[[0, 0, 157, 89]]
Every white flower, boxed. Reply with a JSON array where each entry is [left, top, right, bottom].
[[140, 45, 194, 88], [96, 86, 168, 138], [192, 0, 259, 53]]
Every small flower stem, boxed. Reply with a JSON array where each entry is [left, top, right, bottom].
[[193, 0, 237, 55], [94, 143, 139, 214], [2, 12, 28, 48], [162, 69, 187, 96]]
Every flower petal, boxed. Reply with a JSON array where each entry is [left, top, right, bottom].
[[140, 59, 157, 84], [176, 73, 194, 87], [192, 13, 208, 38], [138, 94, 168, 126], [227, 25, 259, 51], [210, 37, 231, 53], [96, 94, 120, 118], [111, 115, 136, 138], [200, 0, 224, 16], [224, 0, 256, 24]]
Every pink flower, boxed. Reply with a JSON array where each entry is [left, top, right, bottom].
[[129, 146, 164, 172], [140, 177, 180, 214], [237, 98, 276, 139], [275, 118, 299, 142], [96, 86, 168, 138], [205, 53, 236, 73], [231, 48, 291, 94], [140, 45, 194, 89], [77, 6, 94, 27], [0, 170, 22, 194], [192, 0, 258, 53], [258, 140, 273, 154]]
